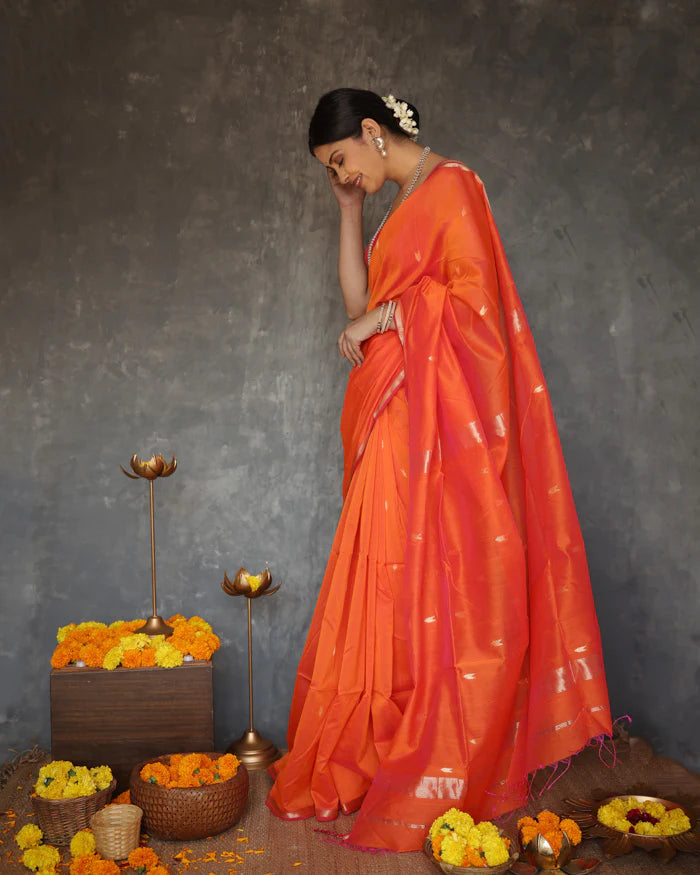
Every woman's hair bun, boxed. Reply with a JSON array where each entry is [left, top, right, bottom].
[[308, 88, 421, 153]]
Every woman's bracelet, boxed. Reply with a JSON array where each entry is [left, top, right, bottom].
[[376, 302, 386, 334], [379, 300, 396, 333]]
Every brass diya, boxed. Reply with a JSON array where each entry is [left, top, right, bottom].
[[564, 786, 700, 863], [121, 453, 177, 637], [523, 831, 574, 869], [221, 567, 281, 770]]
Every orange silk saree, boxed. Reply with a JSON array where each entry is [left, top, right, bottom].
[[267, 162, 612, 851]]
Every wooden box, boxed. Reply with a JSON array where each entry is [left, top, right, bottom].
[[50, 662, 215, 789]]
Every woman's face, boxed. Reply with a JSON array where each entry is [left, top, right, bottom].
[[313, 122, 387, 194]]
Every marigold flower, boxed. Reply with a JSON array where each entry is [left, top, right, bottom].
[[102, 646, 123, 671], [148, 867, 169, 875], [57, 623, 78, 643], [560, 818, 582, 844], [154, 641, 183, 668], [127, 846, 160, 872], [141, 647, 157, 667], [90, 766, 113, 790], [111, 790, 131, 804], [22, 845, 60, 871], [121, 649, 142, 669], [70, 829, 96, 858], [15, 823, 43, 849], [140, 762, 170, 786], [188, 633, 217, 660], [188, 615, 213, 633], [216, 753, 240, 781], [167, 614, 187, 626], [51, 642, 74, 669]]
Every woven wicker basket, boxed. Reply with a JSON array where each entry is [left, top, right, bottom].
[[31, 779, 117, 845], [90, 803, 143, 859], [129, 753, 249, 840]]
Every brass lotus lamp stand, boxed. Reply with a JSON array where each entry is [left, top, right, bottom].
[[121, 453, 177, 637], [221, 567, 281, 769]]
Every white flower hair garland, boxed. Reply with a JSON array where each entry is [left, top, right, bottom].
[[382, 94, 419, 139]]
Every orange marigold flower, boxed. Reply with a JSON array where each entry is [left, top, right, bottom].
[[128, 846, 160, 871], [167, 614, 187, 626], [121, 648, 142, 669], [149, 867, 169, 875], [216, 754, 240, 781], [195, 766, 215, 785], [431, 834, 443, 857], [463, 846, 486, 867], [80, 643, 105, 668], [51, 642, 74, 669], [517, 816, 538, 830], [70, 853, 100, 875], [537, 810, 561, 828], [140, 762, 170, 786], [189, 635, 215, 660], [111, 790, 131, 804], [169, 634, 195, 655], [561, 818, 582, 845], [542, 828, 562, 853], [177, 753, 204, 782], [140, 647, 157, 667]]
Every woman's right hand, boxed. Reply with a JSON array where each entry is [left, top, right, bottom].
[[327, 167, 365, 210]]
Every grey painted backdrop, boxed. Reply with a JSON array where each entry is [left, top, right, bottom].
[[1, 0, 698, 771]]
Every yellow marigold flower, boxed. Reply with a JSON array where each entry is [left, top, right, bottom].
[[120, 634, 151, 651], [465, 825, 483, 849], [70, 829, 96, 858], [188, 615, 212, 633], [90, 765, 113, 790], [22, 845, 60, 872], [57, 623, 77, 643], [440, 832, 468, 865], [102, 646, 123, 670], [429, 807, 474, 839], [482, 833, 510, 866], [15, 823, 43, 849], [154, 641, 183, 668], [663, 808, 691, 833]]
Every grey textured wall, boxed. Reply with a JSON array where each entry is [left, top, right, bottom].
[[1, 0, 698, 771]]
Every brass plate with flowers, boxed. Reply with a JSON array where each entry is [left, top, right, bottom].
[[564, 785, 700, 862], [423, 837, 518, 875]]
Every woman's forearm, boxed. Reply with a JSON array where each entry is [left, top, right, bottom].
[[338, 204, 370, 318]]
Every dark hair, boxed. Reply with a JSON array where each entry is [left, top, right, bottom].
[[308, 88, 420, 154]]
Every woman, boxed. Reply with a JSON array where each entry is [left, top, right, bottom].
[[267, 88, 612, 852]]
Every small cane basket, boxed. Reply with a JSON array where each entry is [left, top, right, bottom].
[[31, 780, 117, 845], [129, 753, 249, 840], [90, 803, 143, 859]]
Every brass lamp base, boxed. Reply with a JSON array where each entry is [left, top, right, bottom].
[[136, 615, 173, 637], [228, 729, 280, 770]]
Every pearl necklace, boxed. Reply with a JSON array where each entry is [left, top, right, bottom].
[[367, 146, 431, 265]]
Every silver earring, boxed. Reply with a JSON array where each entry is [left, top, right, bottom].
[[373, 135, 387, 157]]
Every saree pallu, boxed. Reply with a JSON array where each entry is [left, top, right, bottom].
[[267, 163, 612, 851]]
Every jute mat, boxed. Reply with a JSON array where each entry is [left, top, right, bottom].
[[1, 736, 698, 874]]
